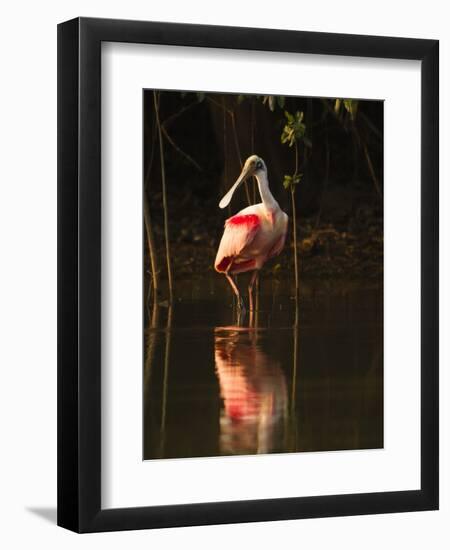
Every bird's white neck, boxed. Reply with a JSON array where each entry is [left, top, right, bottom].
[[256, 171, 278, 212]]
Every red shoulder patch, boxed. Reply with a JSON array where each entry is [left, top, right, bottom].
[[227, 214, 260, 227]]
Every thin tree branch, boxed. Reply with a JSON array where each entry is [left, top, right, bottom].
[[153, 91, 174, 302], [161, 125, 203, 172], [207, 95, 232, 115], [144, 195, 160, 299], [222, 96, 231, 217], [362, 140, 382, 198], [159, 306, 172, 458], [350, 122, 382, 198], [251, 101, 257, 204], [230, 111, 252, 206], [291, 142, 300, 295], [162, 100, 197, 128], [144, 114, 159, 307], [209, 95, 252, 205], [359, 111, 383, 140], [144, 301, 160, 401], [144, 116, 158, 191], [315, 129, 330, 229]]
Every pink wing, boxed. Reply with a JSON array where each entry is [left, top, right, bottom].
[[215, 214, 260, 273]]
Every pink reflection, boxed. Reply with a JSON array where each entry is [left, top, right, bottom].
[[215, 327, 288, 455]]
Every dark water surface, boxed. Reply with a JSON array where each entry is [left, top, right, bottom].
[[143, 279, 383, 460]]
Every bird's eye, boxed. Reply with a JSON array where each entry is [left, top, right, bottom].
[[256, 161, 262, 169]]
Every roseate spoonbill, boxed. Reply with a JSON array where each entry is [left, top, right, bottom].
[[214, 155, 288, 310]]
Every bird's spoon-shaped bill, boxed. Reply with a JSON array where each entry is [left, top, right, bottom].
[[219, 163, 254, 209]]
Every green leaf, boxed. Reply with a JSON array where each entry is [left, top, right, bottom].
[[283, 175, 292, 189], [343, 99, 358, 120], [268, 96, 276, 111], [283, 173, 302, 191], [262, 95, 269, 106], [237, 94, 246, 104], [277, 96, 285, 109], [281, 125, 293, 145], [281, 110, 307, 149], [284, 110, 294, 124]]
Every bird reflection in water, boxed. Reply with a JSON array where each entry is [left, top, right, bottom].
[[214, 325, 288, 455]]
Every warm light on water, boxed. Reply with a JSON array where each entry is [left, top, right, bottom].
[[143, 279, 383, 460]]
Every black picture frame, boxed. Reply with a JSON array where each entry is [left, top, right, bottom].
[[57, 16, 439, 533]]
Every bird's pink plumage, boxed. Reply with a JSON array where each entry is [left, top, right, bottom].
[[214, 214, 261, 273]]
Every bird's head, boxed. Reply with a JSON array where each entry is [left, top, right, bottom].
[[219, 155, 266, 209]]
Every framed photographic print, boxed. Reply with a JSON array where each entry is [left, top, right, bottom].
[[57, 17, 439, 532]]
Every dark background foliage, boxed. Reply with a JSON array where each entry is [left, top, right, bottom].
[[143, 91, 383, 287]]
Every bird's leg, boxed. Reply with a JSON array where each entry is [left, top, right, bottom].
[[225, 273, 245, 310], [248, 270, 259, 312], [236, 306, 245, 327]]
